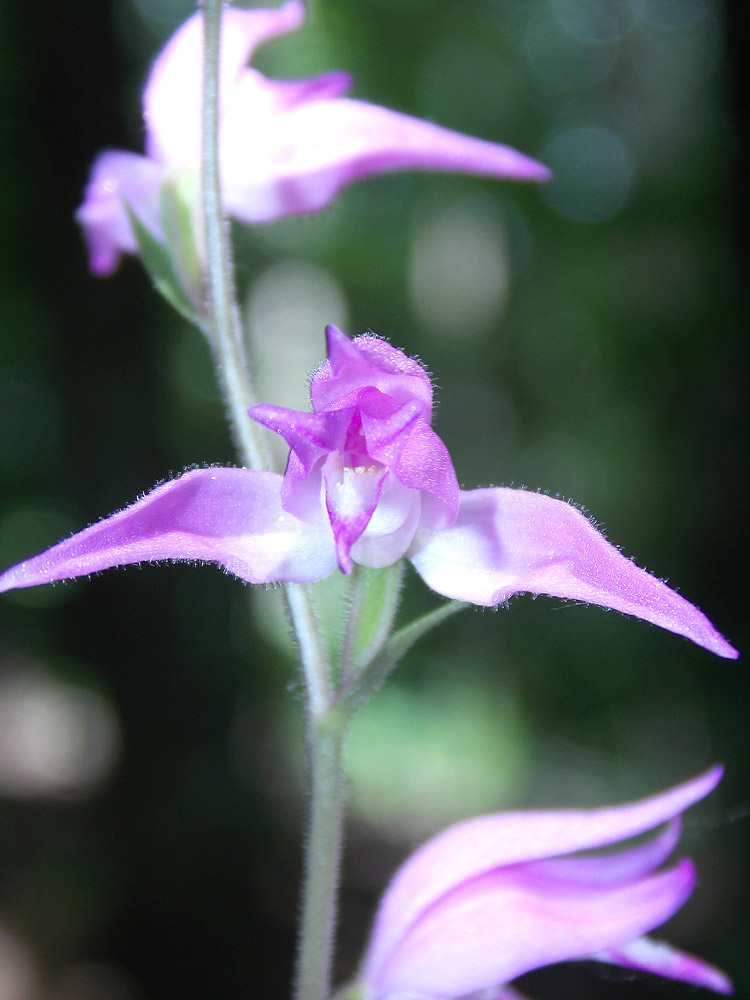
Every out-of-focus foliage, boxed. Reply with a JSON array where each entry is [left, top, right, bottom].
[[0, 1, 746, 998]]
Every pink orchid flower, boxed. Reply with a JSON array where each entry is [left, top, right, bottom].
[[0, 326, 737, 660], [357, 767, 731, 1000], [77, 0, 550, 276]]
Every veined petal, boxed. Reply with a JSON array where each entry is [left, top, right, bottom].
[[76, 151, 165, 276], [365, 768, 722, 983], [374, 861, 695, 997], [409, 488, 738, 658], [0, 468, 335, 593], [324, 460, 386, 573], [221, 95, 550, 223], [143, 0, 305, 165], [593, 937, 733, 994]]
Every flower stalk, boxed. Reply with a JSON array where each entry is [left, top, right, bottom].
[[200, 8, 344, 998], [200, 0, 268, 472], [295, 710, 347, 1000]]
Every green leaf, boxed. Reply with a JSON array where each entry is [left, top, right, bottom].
[[160, 173, 203, 305], [339, 597, 468, 723], [126, 206, 199, 323], [338, 562, 404, 683]]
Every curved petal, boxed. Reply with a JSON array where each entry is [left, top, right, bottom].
[[358, 393, 459, 521], [268, 70, 353, 109], [311, 327, 434, 414], [76, 150, 164, 276], [408, 488, 738, 658], [143, 0, 305, 165], [220, 94, 550, 223], [524, 817, 682, 886], [0, 468, 336, 593], [374, 861, 695, 997], [378, 993, 441, 1000], [351, 475, 423, 570], [250, 402, 351, 471], [364, 768, 721, 984], [592, 936, 733, 995], [389, 420, 459, 526]]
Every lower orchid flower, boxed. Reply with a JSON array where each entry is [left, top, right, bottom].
[[351, 767, 731, 1000], [0, 326, 737, 661]]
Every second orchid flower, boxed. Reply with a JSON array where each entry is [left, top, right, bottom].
[[0, 327, 737, 661]]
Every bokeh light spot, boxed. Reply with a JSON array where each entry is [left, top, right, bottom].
[[246, 260, 349, 459], [0, 667, 120, 799], [540, 125, 634, 222], [552, 0, 644, 42], [525, 13, 618, 91], [409, 197, 509, 342], [343, 674, 529, 841]]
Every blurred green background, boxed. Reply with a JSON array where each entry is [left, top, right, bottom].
[[0, 0, 747, 997]]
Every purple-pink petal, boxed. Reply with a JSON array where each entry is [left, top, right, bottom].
[[357, 392, 459, 520], [271, 70, 354, 108], [250, 403, 351, 472], [76, 151, 165, 276], [364, 767, 722, 986], [348, 476, 423, 571], [143, 1, 306, 166], [593, 937, 733, 995], [311, 327, 434, 415], [408, 488, 738, 658], [0, 468, 335, 594], [479, 988, 531, 1000], [372, 860, 695, 997], [220, 92, 551, 223], [523, 817, 682, 886]]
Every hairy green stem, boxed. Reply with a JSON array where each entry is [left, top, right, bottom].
[[200, 0, 268, 471], [200, 8, 342, 999], [286, 583, 332, 719], [295, 713, 346, 1000]]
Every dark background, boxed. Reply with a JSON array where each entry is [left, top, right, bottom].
[[0, 1, 747, 998]]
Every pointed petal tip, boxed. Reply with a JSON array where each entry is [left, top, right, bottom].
[[716, 637, 740, 660], [668, 764, 724, 814], [524, 159, 553, 183], [597, 937, 733, 996], [325, 323, 347, 347]]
